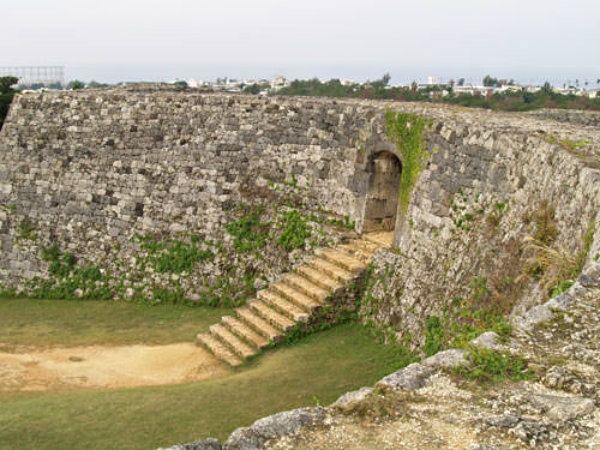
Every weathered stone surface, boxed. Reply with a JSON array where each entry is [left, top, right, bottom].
[[513, 304, 556, 331], [0, 90, 371, 298], [528, 394, 595, 422], [332, 386, 373, 409], [159, 438, 221, 450], [470, 332, 502, 350], [1, 90, 599, 334], [422, 348, 468, 369], [223, 407, 326, 450], [377, 363, 435, 391]]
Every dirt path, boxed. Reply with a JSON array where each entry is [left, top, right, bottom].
[[0, 343, 228, 392]]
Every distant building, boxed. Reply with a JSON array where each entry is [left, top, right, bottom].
[[271, 75, 289, 91]]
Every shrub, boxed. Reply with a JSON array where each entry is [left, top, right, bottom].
[[424, 315, 443, 356], [454, 346, 531, 384]]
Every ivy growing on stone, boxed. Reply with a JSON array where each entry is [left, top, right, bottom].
[[385, 111, 431, 216], [276, 210, 312, 250]]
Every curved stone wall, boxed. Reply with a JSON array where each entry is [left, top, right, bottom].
[[1, 89, 599, 345]]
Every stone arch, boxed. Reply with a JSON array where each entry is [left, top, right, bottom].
[[362, 151, 402, 232]]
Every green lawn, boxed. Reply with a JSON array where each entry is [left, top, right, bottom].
[[0, 298, 232, 349], [0, 299, 411, 450]]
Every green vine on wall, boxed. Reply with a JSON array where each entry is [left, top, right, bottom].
[[385, 111, 431, 215]]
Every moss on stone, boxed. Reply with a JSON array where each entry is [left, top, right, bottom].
[[385, 111, 431, 216]]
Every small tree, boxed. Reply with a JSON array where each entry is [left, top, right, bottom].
[[67, 80, 85, 90], [0, 76, 19, 94], [483, 75, 499, 87], [243, 83, 262, 95], [542, 81, 553, 95], [0, 76, 19, 130]]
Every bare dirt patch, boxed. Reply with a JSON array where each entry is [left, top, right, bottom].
[[0, 343, 228, 392]]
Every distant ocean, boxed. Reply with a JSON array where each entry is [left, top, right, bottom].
[[65, 62, 600, 88]]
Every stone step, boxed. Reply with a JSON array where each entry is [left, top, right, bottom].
[[270, 282, 321, 311], [296, 265, 342, 292], [197, 332, 243, 367], [249, 300, 296, 331], [308, 257, 355, 283], [222, 315, 271, 349], [353, 238, 380, 252], [283, 273, 331, 302], [196, 232, 391, 367], [315, 248, 366, 273], [258, 290, 310, 322], [363, 231, 394, 247], [339, 240, 378, 262], [209, 323, 257, 359], [236, 307, 282, 341]]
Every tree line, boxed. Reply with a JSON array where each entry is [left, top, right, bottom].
[[276, 74, 600, 112]]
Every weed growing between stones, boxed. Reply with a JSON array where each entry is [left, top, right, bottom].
[[425, 276, 513, 352], [325, 214, 355, 231], [520, 215, 595, 298], [276, 210, 313, 250], [28, 244, 112, 300], [16, 219, 37, 241], [545, 134, 592, 151], [424, 315, 443, 356], [341, 388, 423, 419], [450, 190, 509, 232], [486, 199, 509, 228], [224, 206, 268, 253], [133, 234, 214, 273], [453, 346, 532, 385]]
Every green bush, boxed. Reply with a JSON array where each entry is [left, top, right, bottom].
[[0, 76, 19, 130], [454, 346, 531, 384], [424, 315, 443, 356]]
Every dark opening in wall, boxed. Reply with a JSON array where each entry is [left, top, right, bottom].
[[135, 203, 144, 217], [363, 151, 402, 232]]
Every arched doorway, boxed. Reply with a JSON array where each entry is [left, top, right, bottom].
[[362, 151, 402, 232]]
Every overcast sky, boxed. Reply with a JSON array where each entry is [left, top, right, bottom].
[[2, 0, 599, 83]]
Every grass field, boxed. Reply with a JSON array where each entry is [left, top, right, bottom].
[[0, 299, 412, 450], [0, 298, 232, 349]]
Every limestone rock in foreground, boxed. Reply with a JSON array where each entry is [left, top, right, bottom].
[[223, 407, 326, 450], [160, 437, 221, 450], [376, 362, 435, 391], [422, 348, 468, 368], [332, 386, 374, 410]]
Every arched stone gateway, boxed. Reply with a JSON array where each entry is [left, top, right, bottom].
[[362, 151, 402, 232]]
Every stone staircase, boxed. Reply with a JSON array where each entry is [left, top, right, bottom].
[[196, 232, 394, 367]]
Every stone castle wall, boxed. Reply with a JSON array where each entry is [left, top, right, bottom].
[[363, 104, 600, 347], [1, 89, 599, 345], [0, 90, 382, 296]]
